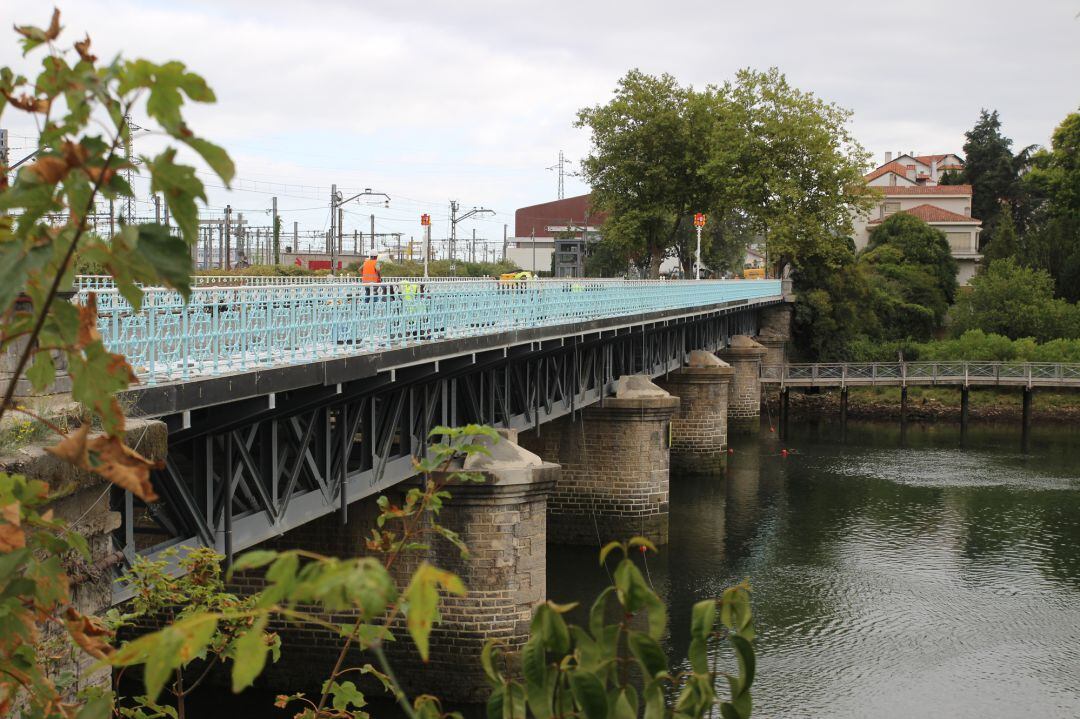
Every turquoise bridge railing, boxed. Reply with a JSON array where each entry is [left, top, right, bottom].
[[78, 278, 783, 385]]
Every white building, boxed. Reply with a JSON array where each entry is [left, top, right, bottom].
[[855, 152, 982, 284]]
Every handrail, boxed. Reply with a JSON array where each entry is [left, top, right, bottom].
[[81, 279, 783, 384], [761, 361, 1080, 385]]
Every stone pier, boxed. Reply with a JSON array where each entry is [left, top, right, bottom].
[[755, 303, 793, 368], [244, 434, 559, 704], [657, 350, 734, 474], [717, 336, 768, 433], [519, 375, 679, 546]]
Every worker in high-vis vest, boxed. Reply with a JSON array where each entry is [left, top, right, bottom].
[[361, 255, 381, 283]]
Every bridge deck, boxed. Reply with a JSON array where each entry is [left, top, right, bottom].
[[762, 362, 1080, 388], [81, 278, 783, 386]]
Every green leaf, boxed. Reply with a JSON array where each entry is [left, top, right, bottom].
[[487, 685, 505, 719], [326, 680, 366, 711], [589, 586, 615, 640], [688, 636, 709, 675], [613, 559, 667, 639], [145, 148, 205, 245], [481, 640, 503, 685], [0, 242, 51, 315], [627, 631, 667, 679], [182, 136, 234, 185], [569, 670, 608, 719], [598, 540, 622, 566], [135, 223, 193, 298], [403, 561, 465, 661], [75, 695, 114, 719], [228, 549, 277, 575], [26, 350, 56, 391], [730, 634, 756, 694], [522, 635, 555, 719], [231, 613, 270, 692], [531, 603, 570, 655], [690, 599, 716, 641], [612, 689, 635, 719], [643, 681, 666, 719], [504, 681, 527, 719]]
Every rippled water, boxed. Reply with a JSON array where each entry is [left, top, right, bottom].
[[549, 420, 1080, 718]]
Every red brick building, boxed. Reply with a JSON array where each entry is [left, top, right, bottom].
[[510, 194, 605, 275]]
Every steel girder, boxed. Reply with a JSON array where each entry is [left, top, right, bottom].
[[112, 306, 760, 600]]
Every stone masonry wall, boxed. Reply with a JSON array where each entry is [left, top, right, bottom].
[[656, 367, 732, 474], [229, 464, 557, 704], [718, 337, 767, 434], [518, 392, 677, 546]]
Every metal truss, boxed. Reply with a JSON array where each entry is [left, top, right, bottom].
[[112, 305, 760, 600]]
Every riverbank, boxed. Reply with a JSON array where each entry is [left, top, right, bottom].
[[764, 386, 1080, 422]]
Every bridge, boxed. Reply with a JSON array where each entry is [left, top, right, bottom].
[[761, 361, 1080, 388], [763, 360, 1080, 446], [84, 277, 786, 597]]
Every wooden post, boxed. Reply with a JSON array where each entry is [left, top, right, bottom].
[[780, 388, 790, 440], [960, 386, 969, 441], [840, 387, 849, 441], [899, 386, 908, 446], [1022, 387, 1032, 452]]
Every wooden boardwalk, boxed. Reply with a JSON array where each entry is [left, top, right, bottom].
[[760, 361, 1080, 388]]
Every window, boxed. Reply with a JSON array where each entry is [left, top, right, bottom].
[[946, 231, 972, 253], [883, 202, 901, 217]]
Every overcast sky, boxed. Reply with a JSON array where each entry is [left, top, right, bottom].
[[2, 0, 1078, 245]]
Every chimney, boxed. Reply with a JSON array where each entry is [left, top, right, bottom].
[[885, 151, 893, 163], [930, 159, 939, 184]]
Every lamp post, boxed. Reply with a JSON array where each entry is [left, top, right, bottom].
[[330, 186, 390, 275], [693, 212, 706, 280], [420, 213, 432, 278]]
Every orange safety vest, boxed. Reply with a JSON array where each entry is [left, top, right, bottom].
[[361, 258, 381, 283]]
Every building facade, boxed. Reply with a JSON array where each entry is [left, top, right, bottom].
[[510, 194, 604, 276], [855, 152, 982, 284]]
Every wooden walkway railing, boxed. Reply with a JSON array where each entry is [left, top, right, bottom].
[[760, 361, 1080, 388]]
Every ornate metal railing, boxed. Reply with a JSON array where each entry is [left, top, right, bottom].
[[80, 279, 782, 384], [761, 361, 1080, 386], [74, 274, 502, 289]]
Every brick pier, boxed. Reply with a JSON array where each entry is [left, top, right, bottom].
[[519, 375, 679, 546], [657, 350, 734, 474], [237, 436, 558, 704], [717, 336, 768, 433]]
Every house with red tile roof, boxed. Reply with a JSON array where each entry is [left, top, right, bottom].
[[854, 153, 981, 284]]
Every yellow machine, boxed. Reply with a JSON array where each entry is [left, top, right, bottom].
[[743, 267, 766, 280], [499, 271, 536, 283]]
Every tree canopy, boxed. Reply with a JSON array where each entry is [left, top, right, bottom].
[[950, 258, 1080, 342], [575, 68, 874, 278], [860, 213, 958, 340]]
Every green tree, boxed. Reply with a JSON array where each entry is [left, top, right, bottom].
[[950, 258, 1080, 342], [575, 71, 706, 277], [959, 109, 1032, 242], [864, 212, 958, 307], [1020, 109, 1080, 299], [981, 202, 1018, 262], [706, 68, 874, 277]]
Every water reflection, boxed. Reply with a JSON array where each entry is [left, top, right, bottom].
[[549, 420, 1080, 718]]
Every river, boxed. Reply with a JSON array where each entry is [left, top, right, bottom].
[[549, 419, 1080, 718]]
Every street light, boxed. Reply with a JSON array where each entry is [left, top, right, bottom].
[[329, 185, 391, 274], [693, 213, 707, 280]]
